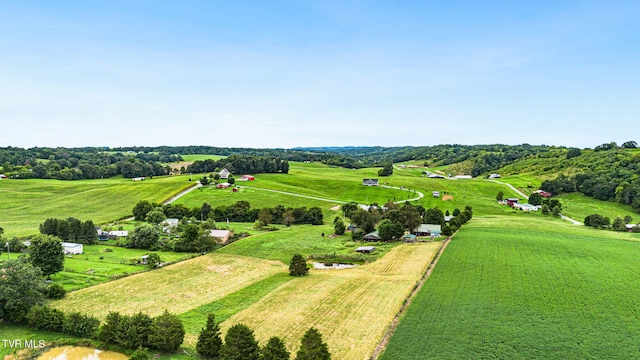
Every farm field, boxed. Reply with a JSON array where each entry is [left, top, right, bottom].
[[217, 223, 399, 264], [180, 154, 226, 162], [52, 253, 286, 319], [0, 175, 194, 238], [173, 185, 343, 219], [220, 242, 442, 359], [54, 244, 197, 291], [381, 216, 640, 360], [225, 161, 522, 216]]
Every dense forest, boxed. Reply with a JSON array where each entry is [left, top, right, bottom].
[[186, 155, 289, 175], [539, 145, 640, 213]]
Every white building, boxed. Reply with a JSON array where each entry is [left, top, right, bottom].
[[62, 242, 83, 255], [109, 230, 129, 237]]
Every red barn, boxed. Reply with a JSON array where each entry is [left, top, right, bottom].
[[534, 190, 552, 198], [506, 198, 519, 207], [242, 175, 255, 181]]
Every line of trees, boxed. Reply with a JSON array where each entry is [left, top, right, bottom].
[[133, 200, 324, 226], [39, 218, 98, 244], [0, 147, 180, 180], [197, 313, 330, 360], [584, 213, 638, 231], [186, 154, 289, 175]]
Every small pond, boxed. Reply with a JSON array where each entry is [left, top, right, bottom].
[[37, 346, 127, 360]]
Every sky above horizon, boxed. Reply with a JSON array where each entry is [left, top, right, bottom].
[[1, 1, 639, 149]]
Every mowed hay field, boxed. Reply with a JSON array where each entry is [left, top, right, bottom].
[[381, 216, 640, 360], [0, 175, 194, 237], [219, 242, 442, 360], [52, 253, 286, 319]]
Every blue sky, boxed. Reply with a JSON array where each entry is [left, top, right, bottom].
[[1, 1, 639, 148]]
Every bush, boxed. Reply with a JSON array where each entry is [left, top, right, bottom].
[[47, 283, 67, 299], [63, 312, 100, 338], [351, 229, 364, 241], [98, 311, 123, 345], [26, 305, 64, 333], [148, 310, 185, 351], [129, 348, 149, 360]]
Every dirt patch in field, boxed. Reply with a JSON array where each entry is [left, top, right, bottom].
[[207, 264, 232, 274], [442, 195, 453, 201], [330, 205, 341, 211], [169, 161, 194, 171]]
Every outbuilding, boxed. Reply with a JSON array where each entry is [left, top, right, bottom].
[[209, 229, 233, 243], [62, 242, 83, 255], [362, 231, 382, 241], [362, 178, 379, 186], [356, 246, 376, 254]]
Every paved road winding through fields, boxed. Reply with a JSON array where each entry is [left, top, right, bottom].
[[487, 179, 582, 225]]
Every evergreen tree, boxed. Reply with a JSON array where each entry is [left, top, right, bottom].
[[289, 254, 309, 276], [221, 323, 260, 360], [148, 310, 185, 351], [334, 219, 345, 235], [295, 328, 330, 360], [496, 191, 504, 201], [261, 336, 290, 360], [98, 311, 123, 345], [197, 313, 223, 358]]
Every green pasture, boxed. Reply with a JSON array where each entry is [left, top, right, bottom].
[[556, 192, 638, 224], [0, 175, 194, 238], [173, 186, 343, 219], [382, 216, 640, 359], [217, 223, 398, 264], [179, 154, 226, 162], [53, 244, 197, 291]]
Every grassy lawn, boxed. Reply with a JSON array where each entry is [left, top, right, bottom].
[[555, 192, 638, 224], [53, 244, 198, 291], [173, 185, 343, 220], [217, 224, 399, 264], [0, 175, 195, 238], [381, 216, 640, 360]]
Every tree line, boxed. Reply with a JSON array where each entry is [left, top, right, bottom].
[[133, 200, 324, 226], [39, 218, 98, 244], [186, 154, 289, 175]]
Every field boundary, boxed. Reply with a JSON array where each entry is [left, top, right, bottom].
[[369, 233, 455, 360]]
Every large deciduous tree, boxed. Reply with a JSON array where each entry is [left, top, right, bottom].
[[28, 234, 65, 279], [126, 225, 160, 250], [0, 258, 49, 323]]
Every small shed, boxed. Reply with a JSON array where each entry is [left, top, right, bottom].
[[132, 177, 145, 181], [98, 232, 109, 241], [140, 255, 149, 265], [534, 190, 552, 198], [444, 215, 454, 222], [347, 224, 357, 232], [428, 174, 445, 179], [455, 175, 472, 180], [506, 198, 519, 206], [413, 224, 442, 237], [356, 246, 376, 254], [489, 173, 501, 179], [163, 218, 179, 227], [402, 233, 417, 243], [62, 242, 83, 255], [362, 231, 382, 241], [362, 178, 379, 186], [242, 175, 255, 181], [209, 229, 233, 243], [232, 187, 239, 192], [216, 182, 231, 189], [432, 191, 440, 198]]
